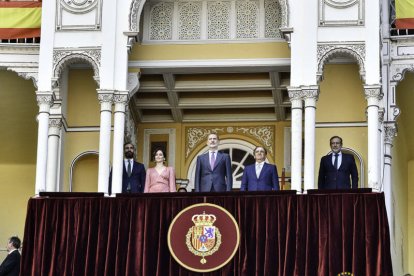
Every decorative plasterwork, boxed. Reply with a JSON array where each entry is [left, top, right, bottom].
[[52, 48, 101, 88], [185, 126, 274, 159], [130, 0, 289, 41], [128, 72, 141, 98], [56, 0, 102, 30], [319, 0, 364, 26], [390, 63, 414, 82], [317, 43, 365, 83], [97, 92, 114, 104], [129, 0, 145, 32]]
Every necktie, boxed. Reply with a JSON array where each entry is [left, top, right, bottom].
[[256, 163, 262, 178], [210, 152, 216, 170], [127, 160, 132, 177], [334, 153, 338, 171]]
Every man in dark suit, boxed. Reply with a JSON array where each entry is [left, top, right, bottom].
[[0, 236, 21, 276], [109, 143, 146, 194], [240, 146, 279, 191], [195, 133, 233, 192], [318, 136, 359, 189]]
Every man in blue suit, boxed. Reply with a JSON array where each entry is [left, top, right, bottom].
[[108, 143, 146, 194], [194, 133, 233, 192], [0, 236, 21, 276], [240, 146, 279, 191], [318, 136, 359, 189]]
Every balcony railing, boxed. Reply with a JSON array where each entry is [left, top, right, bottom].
[[0, 37, 40, 44]]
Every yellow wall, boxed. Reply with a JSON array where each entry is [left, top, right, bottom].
[[67, 69, 100, 127], [72, 154, 99, 192], [63, 132, 100, 191], [317, 64, 366, 122], [408, 160, 414, 273], [130, 42, 290, 60], [392, 127, 409, 273], [0, 71, 37, 262]]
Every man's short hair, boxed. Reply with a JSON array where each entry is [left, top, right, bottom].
[[124, 143, 135, 149], [329, 136, 343, 145], [208, 132, 220, 140], [9, 236, 21, 249], [253, 146, 267, 155]]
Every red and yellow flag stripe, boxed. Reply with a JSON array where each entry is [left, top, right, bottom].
[[396, 0, 414, 29], [0, 2, 42, 39]]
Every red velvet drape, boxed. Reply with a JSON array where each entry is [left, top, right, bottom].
[[21, 192, 392, 275]]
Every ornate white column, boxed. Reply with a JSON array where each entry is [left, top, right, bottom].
[[384, 123, 397, 237], [35, 93, 53, 195], [364, 85, 383, 191], [302, 86, 319, 192], [288, 87, 303, 193], [111, 91, 129, 194], [97, 90, 113, 194], [46, 116, 63, 192]]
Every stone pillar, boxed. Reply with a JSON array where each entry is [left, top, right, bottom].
[[97, 90, 113, 194], [35, 93, 53, 195], [46, 116, 63, 192], [364, 85, 383, 191], [111, 91, 129, 194], [288, 87, 303, 193], [302, 86, 319, 192]]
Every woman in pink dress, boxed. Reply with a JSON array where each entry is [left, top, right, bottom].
[[144, 148, 176, 193]]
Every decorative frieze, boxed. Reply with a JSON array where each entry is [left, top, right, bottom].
[[185, 126, 274, 158], [144, 0, 284, 41]]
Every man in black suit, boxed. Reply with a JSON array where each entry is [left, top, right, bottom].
[[109, 143, 146, 194], [0, 236, 21, 276], [318, 136, 359, 189], [195, 133, 233, 192]]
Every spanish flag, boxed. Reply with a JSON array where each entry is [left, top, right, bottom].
[[0, 2, 42, 39], [396, 0, 414, 29]]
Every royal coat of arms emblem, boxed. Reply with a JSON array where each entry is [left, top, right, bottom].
[[186, 211, 222, 264]]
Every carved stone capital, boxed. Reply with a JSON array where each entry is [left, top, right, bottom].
[[287, 87, 303, 101], [364, 85, 383, 100], [113, 92, 129, 105], [302, 87, 319, 100], [36, 94, 54, 107], [384, 124, 397, 145], [49, 118, 63, 129], [97, 93, 114, 104]]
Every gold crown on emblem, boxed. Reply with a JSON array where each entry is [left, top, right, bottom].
[[192, 211, 216, 226]]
